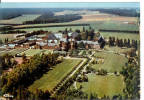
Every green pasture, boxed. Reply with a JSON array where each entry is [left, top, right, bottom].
[[92, 51, 128, 73], [28, 59, 82, 93], [88, 21, 139, 31], [104, 46, 134, 53], [77, 74, 125, 98]]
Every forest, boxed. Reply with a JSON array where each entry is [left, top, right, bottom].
[[23, 14, 82, 24]]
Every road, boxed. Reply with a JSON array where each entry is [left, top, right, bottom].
[[51, 57, 87, 96]]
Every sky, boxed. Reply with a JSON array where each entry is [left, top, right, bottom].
[[0, 2, 140, 8]]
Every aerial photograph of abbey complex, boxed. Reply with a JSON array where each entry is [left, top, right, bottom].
[[0, 2, 140, 100]]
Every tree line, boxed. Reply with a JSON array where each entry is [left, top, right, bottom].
[[23, 14, 82, 24], [25, 30, 49, 37], [99, 29, 139, 33], [121, 58, 140, 99], [108, 36, 138, 49], [0, 53, 60, 99], [1, 30, 26, 34]]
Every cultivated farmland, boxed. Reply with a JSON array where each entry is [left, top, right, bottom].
[[28, 59, 82, 93], [73, 14, 137, 22], [55, 10, 137, 23]]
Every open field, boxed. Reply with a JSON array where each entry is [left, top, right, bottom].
[[89, 21, 139, 31], [92, 51, 128, 73], [20, 49, 52, 56], [77, 74, 125, 98], [0, 14, 41, 24], [55, 10, 137, 23], [55, 10, 100, 16], [73, 14, 137, 22], [28, 59, 82, 93]]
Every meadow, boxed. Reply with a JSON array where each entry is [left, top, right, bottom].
[[104, 46, 134, 53], [0, 14, 41, 24], [77, 74, 125, 98], [28, 59, 82, 93], [92, 51, 128, 73]]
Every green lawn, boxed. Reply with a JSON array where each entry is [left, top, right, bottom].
[[20, 49, 52, 56], [28, 59, 82, 93], [92, 51, 127, 73], [77, 74, 125, 98], [20, 49, 43, 56], [104, 46, 133, 53], [0, 48, 27, 56]]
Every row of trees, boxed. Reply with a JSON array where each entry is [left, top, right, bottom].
[[25, 30, 49, 37], [54, 59, 89, 99], [108, 36, 138, 49], [23, 14, 82, 24], [121, 59, 140, 99], [1, 30, 26, 34], [0, 53, 59, 99]]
